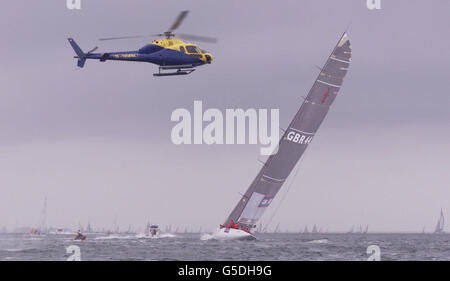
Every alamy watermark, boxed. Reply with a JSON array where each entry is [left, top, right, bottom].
[[366, 0, 381, 10], [170, 101, 280, 156], [366, 245, 381, 261], [67, 0, 81, 10], [66, 245, 81, 261]]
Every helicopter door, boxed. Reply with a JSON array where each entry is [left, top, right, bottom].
[[179, 46, 186, 53]]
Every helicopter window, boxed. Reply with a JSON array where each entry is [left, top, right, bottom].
[[186, 45, 200, 54], [179, 46, 185, 53]]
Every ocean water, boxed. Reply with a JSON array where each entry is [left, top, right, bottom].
[[0, 232, 449, 261]]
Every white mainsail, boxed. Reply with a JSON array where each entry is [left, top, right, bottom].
[[303, 226, 309, 234], [434, 208, 445, 234]]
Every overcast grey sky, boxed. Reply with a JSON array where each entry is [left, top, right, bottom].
[[0, 0, 449, 232]]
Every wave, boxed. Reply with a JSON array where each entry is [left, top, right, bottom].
[[94, 235, 134, 240], [200, 233, 215, 241], [306, 238, 329, 244], [135, 233, 177, 239], [5, 248, 33, 252], [200, 229, 256, 241]]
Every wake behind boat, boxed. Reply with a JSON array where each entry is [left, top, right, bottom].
[[135, 223, 162, 238], [211, 33, 352, 240]]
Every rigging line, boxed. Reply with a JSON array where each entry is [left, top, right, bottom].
[[262, 149, 309, 232]]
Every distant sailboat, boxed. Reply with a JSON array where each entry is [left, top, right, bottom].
[[347, 225, 354, 234], [303, 226, 309, 234], [216, 33, 352, 240], [112, 215, 119, 233], [363, 225, 369, 234], [434, 208, 445, 234], [312, 225, 318, 234], [40, 197, 47, 233], [31, 197, 47, 235], [274, 223, 280, 233], [86, 222, 92, 233], [144, 222, 151, 236]]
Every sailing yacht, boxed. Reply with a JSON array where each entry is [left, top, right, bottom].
[[303, 226, 309, 234], [31, 197, 47, 235], [347, 225, 354, 234], [274, 223, 280, 233], [215, 33, 352, 240], [363, 225, 369, 234], [357, 225, 363, 234], [434, 209, 445, 234], [86, 222, 93, 233]]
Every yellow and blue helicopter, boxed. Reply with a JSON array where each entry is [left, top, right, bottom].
[[68, 11, 216, 76]]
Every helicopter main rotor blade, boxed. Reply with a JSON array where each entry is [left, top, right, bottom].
[[177, 33, 218, 43], [99, 35, 147, 41], [87, 46, 98, 54], [99, 34, 166, 41], [168, 10, 189, 32]]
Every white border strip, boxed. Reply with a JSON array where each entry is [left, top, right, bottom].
[[262, 174, 286, 182], [330, 57, 350, 64], [289, 127, 315, 135], [317, 79, 341, 88]]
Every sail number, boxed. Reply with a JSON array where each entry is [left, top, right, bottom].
[[286, 131, 313, 145]]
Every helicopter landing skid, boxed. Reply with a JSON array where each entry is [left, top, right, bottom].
[[153, 65, 196, 77]]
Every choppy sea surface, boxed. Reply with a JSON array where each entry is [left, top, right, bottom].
[[0, 233, 449, 261]]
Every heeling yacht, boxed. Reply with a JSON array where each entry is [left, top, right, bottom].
[[434, 209, 445, 234], [215, 33, 352, 240]]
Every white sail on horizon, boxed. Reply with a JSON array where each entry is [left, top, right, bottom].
[[434, 208, 445, 234]]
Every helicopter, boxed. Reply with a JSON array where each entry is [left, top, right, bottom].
[[68, 11, 216, 76]]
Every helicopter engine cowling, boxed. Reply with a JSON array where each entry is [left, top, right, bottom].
[[139, 44, 164, 54], [99, 53, 110, 62]]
